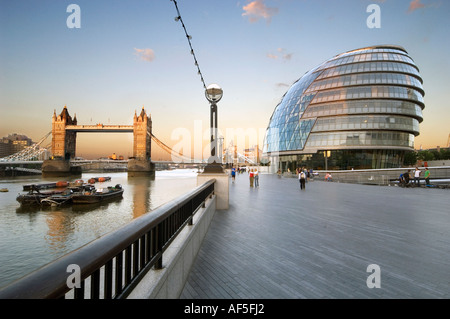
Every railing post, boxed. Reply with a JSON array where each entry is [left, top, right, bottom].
[[155, 223, 163, 269], [115, 252, 123, 296], [189, 198, 194, 225]]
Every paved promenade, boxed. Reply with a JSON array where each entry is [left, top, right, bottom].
[[180, 173, 450, 298]]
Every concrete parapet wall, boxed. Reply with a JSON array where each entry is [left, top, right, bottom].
[[279, 166, 450, 185], [316, 166, 450, 185], [197, 172, 229, 209], [127, 195, 216, 299]]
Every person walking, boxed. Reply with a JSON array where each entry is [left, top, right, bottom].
[[249, 169, 254, 187], [254, 168, 259, 187], [414, 167, 421, 187], [299, 169, 306, 190], [231, 167, 236, 182], [424, 168, 431, 186]]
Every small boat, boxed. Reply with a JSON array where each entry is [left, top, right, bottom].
[[0, 188, 8, 192], [72, 184, 124, 204], [40, 190, 74, 207], [23, 181, 69, 191], [41, 185, 95, 207], [16, 187, 66, 206]]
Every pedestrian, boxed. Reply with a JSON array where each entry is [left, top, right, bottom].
[[414, 167, 421, 186], [299, 169, 306, 190], [254, 168, 259, 187], [404, 170, 411, 184], [424, 168, 431, 186], [249, 169, 254, 187], [399, 173, 405, 186], [231, 167, 236, 182]]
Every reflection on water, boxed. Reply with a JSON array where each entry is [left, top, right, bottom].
[[128, 175, 152, 219], [0, 169, 198, 289]]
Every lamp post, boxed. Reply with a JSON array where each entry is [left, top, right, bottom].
[[204, 83, 224, 173]]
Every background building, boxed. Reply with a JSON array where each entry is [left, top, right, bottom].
[[0, 134, 34, 158], [263, 45, 425, 172]]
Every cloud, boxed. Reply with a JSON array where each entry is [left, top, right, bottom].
[[408, 0, 425, 12], [407, 0, 441, 13], [282, 53, 293, 61], [134, 48, 155, 62], [267, 48, 293, 61], [242, 0, 279, 23]]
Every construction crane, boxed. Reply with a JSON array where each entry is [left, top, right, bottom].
[[447, 133, 450, 148]]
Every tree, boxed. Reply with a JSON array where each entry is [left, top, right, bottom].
[[403, 151, 417, 166], [417, 150, 435, 161], [439, 149, 450, 160]]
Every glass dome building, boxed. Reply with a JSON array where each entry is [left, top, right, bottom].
[[262, 45, 425, 171]]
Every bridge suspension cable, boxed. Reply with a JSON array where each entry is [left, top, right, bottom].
[[0, 131, 51, 162], [149, 132, 195, 162]]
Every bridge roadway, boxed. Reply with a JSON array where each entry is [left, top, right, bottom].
[[180, 173, 450, 298]]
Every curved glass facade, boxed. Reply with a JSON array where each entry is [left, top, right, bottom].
[[263, 45, 425, 170]]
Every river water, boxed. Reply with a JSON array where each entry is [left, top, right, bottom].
[[0, 169, 199, 289]]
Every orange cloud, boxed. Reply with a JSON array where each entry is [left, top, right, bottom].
[[242, 0, 278, 23], [267, 48, 293, 61], [408, 0, 425, 12], [134, 48, 155, 62]]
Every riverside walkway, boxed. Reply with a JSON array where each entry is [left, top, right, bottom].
[[180, 173, 450, 298]]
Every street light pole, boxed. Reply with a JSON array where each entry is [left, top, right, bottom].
[[210, 102, 218, 160], [204, 84, 224, 173]]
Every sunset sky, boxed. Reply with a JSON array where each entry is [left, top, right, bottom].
[[1, 0, 449, 160]]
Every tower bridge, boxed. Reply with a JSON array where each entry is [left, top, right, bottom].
[[43, 106, 154, 177]]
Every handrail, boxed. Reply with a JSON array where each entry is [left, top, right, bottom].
[[0, 179, 216, 299]]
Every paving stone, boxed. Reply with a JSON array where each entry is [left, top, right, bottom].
[[180, 174, 450, 299]]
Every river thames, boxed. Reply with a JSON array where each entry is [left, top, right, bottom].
[[0, 169, 199, 289]]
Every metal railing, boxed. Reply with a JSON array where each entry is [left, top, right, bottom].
[[0, 179, 215, 299]]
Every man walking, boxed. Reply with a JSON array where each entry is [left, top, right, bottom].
[[414, 167, 421, 187], [299, 170, 306, 190], [424, 168, 431, 186]]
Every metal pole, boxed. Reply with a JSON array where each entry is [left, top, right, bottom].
[[210, 102, 218, 162]]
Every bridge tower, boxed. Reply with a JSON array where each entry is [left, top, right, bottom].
[[128, 107, 155, 176], [43, 106, 81, 176], [133, 107, 152, 160], [51, 106, 77, 160]]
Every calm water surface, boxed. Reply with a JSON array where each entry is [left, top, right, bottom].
[[0, 169, 198, 289]]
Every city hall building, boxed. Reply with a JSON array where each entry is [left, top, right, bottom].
[[263, 45, 425, 172]]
